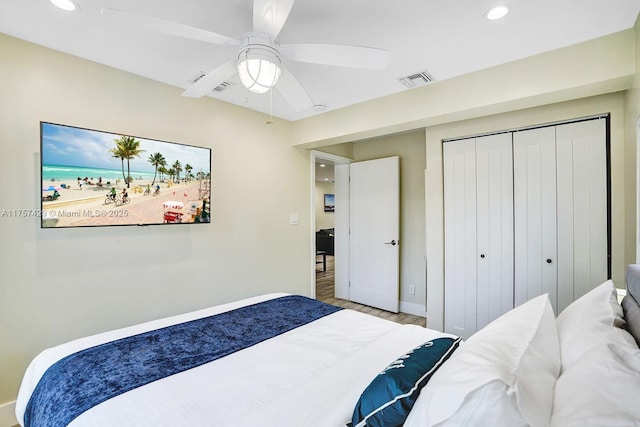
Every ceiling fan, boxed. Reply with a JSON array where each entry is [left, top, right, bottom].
[[101, 0, 391, 111]]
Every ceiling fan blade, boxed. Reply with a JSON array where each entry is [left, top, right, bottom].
[[182, 60, 238, 98], [276, 67, 313, 111], [281, 44, 391, 70], [253, 0, 296, 39], [101, 8, 241, 46]]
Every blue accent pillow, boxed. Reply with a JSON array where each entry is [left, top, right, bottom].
[[350, 336, 462, 427]]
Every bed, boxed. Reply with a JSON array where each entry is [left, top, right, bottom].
[[15, 266, 640, 427]]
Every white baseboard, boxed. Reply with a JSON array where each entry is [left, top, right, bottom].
[[0, 401, 17, 427], [400, 300, 427, 318]]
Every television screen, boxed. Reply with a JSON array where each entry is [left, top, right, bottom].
[[40, 122, 211, 228]]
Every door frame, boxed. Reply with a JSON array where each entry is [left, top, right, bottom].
[[637, 115, 640, 263], [309, 150, 352, 298]]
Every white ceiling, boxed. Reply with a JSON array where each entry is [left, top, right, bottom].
[[1, 1, 639, 122]]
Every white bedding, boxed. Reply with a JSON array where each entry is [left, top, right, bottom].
[[20, 283, 640, 426], [16, 293, 449, 426]]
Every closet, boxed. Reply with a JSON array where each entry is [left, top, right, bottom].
[[443, 117, 609, 338]]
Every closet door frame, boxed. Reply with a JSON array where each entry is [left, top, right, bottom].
[[442, 114, 611, 337]]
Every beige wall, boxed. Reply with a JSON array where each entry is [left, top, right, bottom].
[[0, 34, 311, 405], [314, 143, 353, 159], [353, 131, 427, 309], [425, 93, 628, 330]]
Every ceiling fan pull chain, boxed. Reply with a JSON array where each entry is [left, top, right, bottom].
[[267, 88, 275, 125]]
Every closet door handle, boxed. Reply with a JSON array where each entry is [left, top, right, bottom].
[[480, 254, 485, 259], [546, 258, 553, 264]]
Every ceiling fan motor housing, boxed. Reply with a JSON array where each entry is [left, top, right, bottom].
[[237, 32, 282, 93]]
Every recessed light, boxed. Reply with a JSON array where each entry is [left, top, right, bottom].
[[485, 5, 509, 20], [320, 164, 326, 168], [50, 0, 79, 11]]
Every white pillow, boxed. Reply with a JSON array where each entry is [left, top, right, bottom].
[[551, 342, 640, 426], [405, 294, 560, 427], [556, 280, 635, 368], [404, 379, 527, 427], [556, 280, 624, 329]]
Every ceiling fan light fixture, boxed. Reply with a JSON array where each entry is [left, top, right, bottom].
[[50, 0, 79, 11], [237, 45, 281, 94]]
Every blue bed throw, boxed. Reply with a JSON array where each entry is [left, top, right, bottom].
[[24, 295, 342, 427]]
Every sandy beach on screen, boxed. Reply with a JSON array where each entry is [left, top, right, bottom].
[[41, 178, 210, 227], [42, 177, 151, 203]]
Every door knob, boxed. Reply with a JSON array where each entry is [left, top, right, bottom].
[[546, 259, 552, 264], [384, 240, 398, 246], [480, 254, 485, 259]]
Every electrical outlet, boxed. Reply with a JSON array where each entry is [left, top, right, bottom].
[[409, 284, 415, 295]]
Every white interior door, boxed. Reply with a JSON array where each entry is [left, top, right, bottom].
[[349, 156, 400, 313], [443, 139, 477, 337], [513, 127, 558, 311], [555, 118, 608, 311], [475, 133, 514, 330]]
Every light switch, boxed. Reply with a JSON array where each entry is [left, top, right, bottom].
[[289, 213, 299, 225]]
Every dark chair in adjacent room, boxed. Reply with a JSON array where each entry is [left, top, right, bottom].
[[316, 229, 334, 256], [316, 229, 334, 272]]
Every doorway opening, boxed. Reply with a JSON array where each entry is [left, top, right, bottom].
[[310, 151, 426, 326], [310, 151, 350, 299]]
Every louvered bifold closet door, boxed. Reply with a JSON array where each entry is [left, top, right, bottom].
[[475, 133, 514, 331], [444, 134, 513, 338], [513, 127, 559, 311], [555, 118, 608, 313], [444, 139, 478, 338]]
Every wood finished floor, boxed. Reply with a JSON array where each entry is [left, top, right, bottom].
[[316, 255, 426, 327]]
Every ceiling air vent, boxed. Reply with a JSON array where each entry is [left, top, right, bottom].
[[212, 81, 235, 92], [188, 72, 235, 93], [189, 72, 206, 84], [398, 70, 436, 88]]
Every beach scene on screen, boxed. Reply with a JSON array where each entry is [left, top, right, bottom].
[[40, 122, 211, 228]]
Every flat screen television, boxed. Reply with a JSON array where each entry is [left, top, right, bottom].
[[40, 122, 211, 228]]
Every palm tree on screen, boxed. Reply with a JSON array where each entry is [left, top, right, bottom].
[[148, 152, 166, 186], [172, 160, 182, 182], [111, 136, 145, 188], [158, 165, 169, 182], [110, 145, 127, 184]]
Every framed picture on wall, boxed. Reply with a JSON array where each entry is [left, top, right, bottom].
[[324, 193, 335, 212]]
